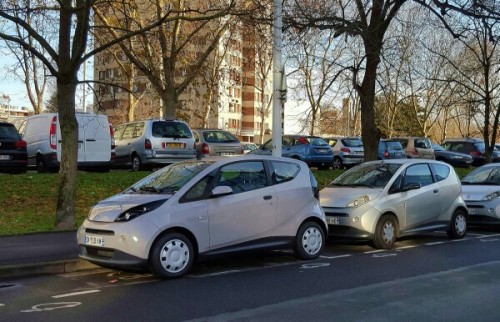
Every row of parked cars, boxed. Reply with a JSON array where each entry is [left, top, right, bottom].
[[77, 152, 500, 279]]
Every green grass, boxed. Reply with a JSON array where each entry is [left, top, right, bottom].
[[0, 166, 474, 236]]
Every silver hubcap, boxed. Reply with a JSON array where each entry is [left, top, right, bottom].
[[382, 221, 395, 244], [333, 159, 341, 169], [132, 157, 140, 171], [302, 227, 322, 255], [455, 214, 466, 235], [159, 239, 190, 274]]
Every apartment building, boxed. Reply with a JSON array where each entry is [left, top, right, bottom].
[[93, 1, 273, 143]]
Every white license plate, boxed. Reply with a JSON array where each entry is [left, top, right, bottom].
[[85, 235, 104, 247], [468, 208, 476, 215], [327, 217, 340, 225], [0, 155, 12, 160]]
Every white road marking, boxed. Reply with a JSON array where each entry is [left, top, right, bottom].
[[0, 303, 4, 307], [52, 290, 100, 299], [60, 268, 114, 278], [425, 242, 444, 246], [480, 238, 499, 242], [364, 249, 386, 254], [396, 245, 416, 250], [21, 302, 81, 313], [320, 254, 352, 259], [191, 270, 241, 278], [300, 263, 330, 269], [452, 239, 467, 242], [372, 253, 397, 258]]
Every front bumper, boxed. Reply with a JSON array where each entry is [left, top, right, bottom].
[[466, 201, 500, 224]]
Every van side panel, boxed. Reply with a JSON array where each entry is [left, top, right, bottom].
[[76, 114, 111, 162]]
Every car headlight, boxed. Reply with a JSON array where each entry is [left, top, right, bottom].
[[451, 156, 462, 159], [347, 195, 372, 208], [115, 200, 167, 222], [483, 192, 500, 201]]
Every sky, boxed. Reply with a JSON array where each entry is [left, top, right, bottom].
[[0, 59, 32, 109]]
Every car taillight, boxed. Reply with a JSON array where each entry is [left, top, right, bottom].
[[16, 140, 27, 149], [470, 151, 480, 157], [49, 116, 57, 149], [340, 147, 350, 153], [109, 124, 116, 149], [412, 148, 418, 156], [145, 139, 152, 150], [384, 150, 389, 157], [202, 143, 210, 155]]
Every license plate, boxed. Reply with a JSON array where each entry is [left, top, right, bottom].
[[163, 142, 184, 149], [468, 208, 476, 215], [85, 235, 104, 247], [0, 155, 12, 160], [327, 217, 340, 225]]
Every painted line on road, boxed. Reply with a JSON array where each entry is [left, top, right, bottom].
[[60, 268, 114, 278], [364, 249, 386, 254], [396, 245, 416, 250], [451, 239, 468, 242], [477, 233, 500, 238], [191, 270, 241, 278], [52, 290, 101, 298], [320, 254, 352, 259], [425, 241, 445, 246], [479, 238, 499, 242]]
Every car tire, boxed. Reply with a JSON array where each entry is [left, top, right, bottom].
[[372, 215, 398, 249], [131, 154, 141, 172], [447, 208, 467, 239], [36, 155, 47, 173], [150, 232, 194, 279], [294, 221, 324, 260], [333, 157, 343, 169]]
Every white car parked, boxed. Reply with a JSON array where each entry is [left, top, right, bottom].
[[320, 159, 467, 249], [78, 155, 327, 278]]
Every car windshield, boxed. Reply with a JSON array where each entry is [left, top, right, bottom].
[[127, 161, 214, 194], [307, 137, 329, 146], [203, 130, 238, 143], [462, 166, 500, 185], [342, 138, 363, 147], [329, 163, 402, 188], [152, 121, 192, 138]]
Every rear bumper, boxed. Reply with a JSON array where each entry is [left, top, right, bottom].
[[141, 150, 197, 165]]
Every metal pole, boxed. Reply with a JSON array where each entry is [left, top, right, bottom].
[[272, 0, 283, 157]]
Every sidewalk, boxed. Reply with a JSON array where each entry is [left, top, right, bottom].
[[0, 231, 98, 279]]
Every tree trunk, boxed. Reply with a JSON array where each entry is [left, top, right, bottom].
[[55, 79, 78, 230]]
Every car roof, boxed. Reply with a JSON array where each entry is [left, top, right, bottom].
[[443, 137, 483, 142], [197, 154, 307, 166], [363, 159, 450, 166]]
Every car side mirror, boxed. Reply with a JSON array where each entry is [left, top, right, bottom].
[[401, 182, 421, 192], [211, 185, 233, 197]]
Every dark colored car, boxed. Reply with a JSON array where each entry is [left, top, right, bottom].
[[251, 135, 333, 169], [378, 139, 406, 159], [0, 121, 27, 173], [441, 138, 500, 166], [432, 143, 473, 168]]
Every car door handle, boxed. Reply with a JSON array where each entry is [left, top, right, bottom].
[[433, 189, 439, 193], [263, 195, 272, 200]]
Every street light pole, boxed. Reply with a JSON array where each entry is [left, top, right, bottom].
[[272, 0, 283, 157]]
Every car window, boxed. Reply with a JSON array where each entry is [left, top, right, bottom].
[[180, 176, 212, 203], [270, 161, 300, 184], [114, 124, 126, 140], [215, 161, 267, 193], [282, 137, 293, 146], [133, 122, 144, 138], [342, 138, 363, 147], [326, 138, 338, 147], [309, 137, 329, 146], [262, 139, 273, 149], [121, 124, 136, 140], [331, 163, 401, 188], [415, 138, 429, 149], [473, 142, 486, 151], [0, 124, 20, 140], [385, 141, 402, 150], [152, 121, 191, 138], [397, 139, 408, 149], [203, 130, 237, 143], [403, 164, 434, 187], [430, 164, 450, 182]]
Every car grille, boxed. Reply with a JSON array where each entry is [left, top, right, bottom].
[[86, 246, 114, 259], [85, 228, 115, 236], [465, 204, 485, 209], [324, 212, 349, 217]]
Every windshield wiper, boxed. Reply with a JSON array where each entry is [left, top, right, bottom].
[[139, 186, 161, 193]]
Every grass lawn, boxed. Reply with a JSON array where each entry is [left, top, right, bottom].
[[0, 166, 473, 236]]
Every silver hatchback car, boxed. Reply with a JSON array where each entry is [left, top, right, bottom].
[[320, 159, 467, 249], [78, 155, 327, 278]]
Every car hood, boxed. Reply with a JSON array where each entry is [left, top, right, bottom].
[[462, 185, 500, 202], [320, 187, 383, 207], [88, 193, 171, 222]]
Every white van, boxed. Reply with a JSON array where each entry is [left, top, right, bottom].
[[19, 112, 115, 172]]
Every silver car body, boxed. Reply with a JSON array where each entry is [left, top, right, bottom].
[[78, 155, 327, 276], [462, 163, 500, 224], [320, 159, 467, 247], [193, 129, 243, 158], [393, 137, 435, 159]]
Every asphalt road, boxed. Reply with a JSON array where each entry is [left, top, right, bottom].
[[1, 228, 500, 321]]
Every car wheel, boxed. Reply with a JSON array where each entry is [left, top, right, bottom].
[[150, 233, 194, 279], [447, 208, 467, 239], [333, 157, 342, 169], [372, 215, 398, 249], [131, 154, 141, 172], [294, 221, 324, 260]]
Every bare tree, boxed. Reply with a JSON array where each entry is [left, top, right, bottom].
[[0, 1, 200, 229], [285, 0, 500, 161]]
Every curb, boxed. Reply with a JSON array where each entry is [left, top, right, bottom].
[[0, 259, 99, 279]]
